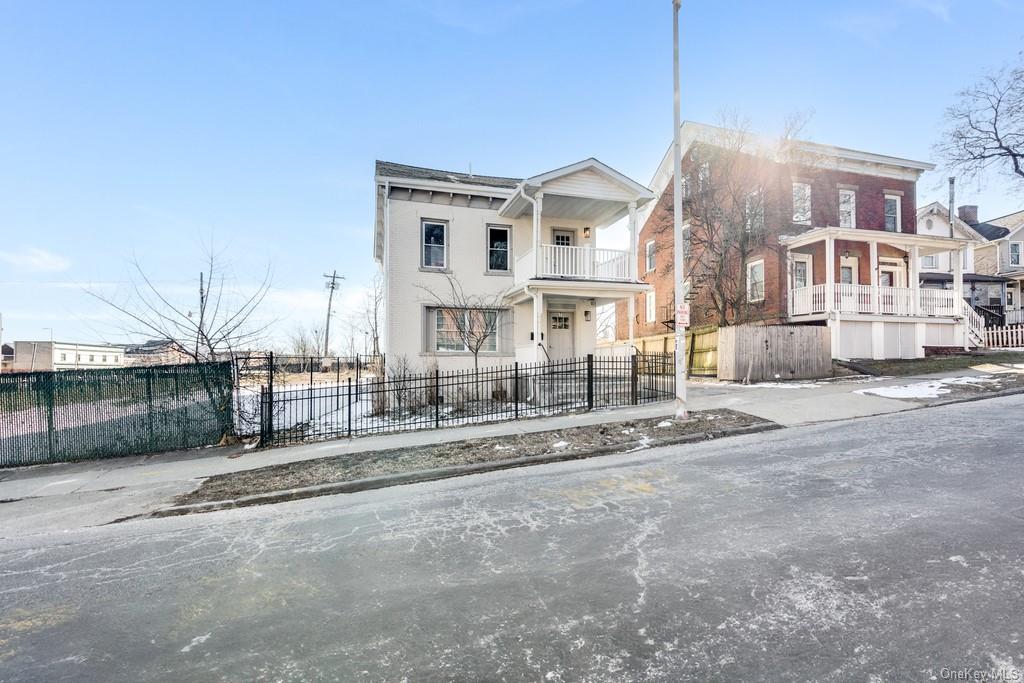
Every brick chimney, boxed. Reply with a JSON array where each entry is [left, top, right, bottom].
[[957, 205, 979, 225]]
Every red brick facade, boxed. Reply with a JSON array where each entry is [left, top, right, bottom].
[[615, 149, 918, 340]]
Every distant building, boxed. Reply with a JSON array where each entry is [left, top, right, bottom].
[[125, 339, 192, 366], [11, 341, 126, 372], [1, 343, 13, 372]]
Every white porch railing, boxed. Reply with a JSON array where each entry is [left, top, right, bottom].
[[517, 244, 632, 283], [790, 285, 957, 318]]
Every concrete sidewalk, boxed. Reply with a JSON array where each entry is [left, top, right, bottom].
[[0, 369, 995, 538]]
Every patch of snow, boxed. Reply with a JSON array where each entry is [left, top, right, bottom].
[[948, 555, 969, 568], [734, 382, 818, 389], [181, 633, 212, 653], [551, 441, 570, 449], [856, 375, 1000, 400], [493, 445, 513, 451], [243, 441, 258, 450], [655, 420, 673, 428]]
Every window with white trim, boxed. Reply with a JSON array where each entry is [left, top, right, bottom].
[[645, 240, 656, 272], [884, 195, 901, 232], [432, 308, 498, 353], [645, 292, 656, 323], [60, 353, 67, 361], [422, 220, 448, 269], [746, 260, 765, 302], [697, 162, 710, 193], [792, 254, 812, 289], [792, 182, 811, 225], [838, 189, 856, 228], [921, 254, 937, 269], [1011, 242, 1022, 266], [745, 190, 764, 233], [486, 225, 510, 272]]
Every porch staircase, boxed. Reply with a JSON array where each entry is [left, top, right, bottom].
[[961, 299, 987, 348]]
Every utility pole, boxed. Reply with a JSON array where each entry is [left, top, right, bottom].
[[323, 270, 345, 356], [672, 0, 688, 419]]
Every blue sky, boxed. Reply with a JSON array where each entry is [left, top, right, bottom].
[[1, 0, 1022, 348]]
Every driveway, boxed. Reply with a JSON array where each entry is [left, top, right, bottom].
[[1, 394, 1022, 681]]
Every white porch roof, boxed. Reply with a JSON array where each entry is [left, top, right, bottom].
[[498, 158, 655, 228], [780, 227, 973, 256], [504, 279, 650, 306]]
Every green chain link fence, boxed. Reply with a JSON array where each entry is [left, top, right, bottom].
[[0, 362, 234, 467]]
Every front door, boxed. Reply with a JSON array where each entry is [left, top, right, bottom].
[[838, 255, 860, 312], [547, 313, 574, 360]]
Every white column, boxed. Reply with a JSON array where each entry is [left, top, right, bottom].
[[869, 241, 879, 314], [785, 250, 794, 317], [628, 296, 636, 352], [533, 290, 545, 360], [825, 235, 835, 314], [954, 246, 966, 349], [533, 192, 543, 276], [909, 245, 921, 315], [627, 201, 638, 281]]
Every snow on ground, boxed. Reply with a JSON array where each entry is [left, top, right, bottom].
[[855, 375, 1000, 400]]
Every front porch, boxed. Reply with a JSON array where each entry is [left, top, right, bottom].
[[781, 227, 983, 359]]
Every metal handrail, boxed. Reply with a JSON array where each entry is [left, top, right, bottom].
[[536, 343, 552, 363]]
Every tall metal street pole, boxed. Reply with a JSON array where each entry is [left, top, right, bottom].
[[672, 0, 688, 418], [323, 270, 345, 356]]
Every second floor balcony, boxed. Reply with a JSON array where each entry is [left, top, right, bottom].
[[514, 244, 633, 285]]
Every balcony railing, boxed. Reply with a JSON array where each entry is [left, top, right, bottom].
[[516, 244, 632, 284], [790, 284, 958, 317]]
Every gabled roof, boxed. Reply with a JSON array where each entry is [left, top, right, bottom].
[[917, 201, 987, 242], [521, 158, 656, 201], [374, 160, 521, 190], [976, 208, 1024, 242]]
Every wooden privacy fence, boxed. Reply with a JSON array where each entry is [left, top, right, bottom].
[[986, 325, 1024, 348], [717, 324, 831, 382], [600, 327, 719, 378]]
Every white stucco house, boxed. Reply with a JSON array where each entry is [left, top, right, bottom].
[[373, 159, 655, 371]]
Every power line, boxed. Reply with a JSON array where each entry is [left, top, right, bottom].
[[323, 270, 345, 356]]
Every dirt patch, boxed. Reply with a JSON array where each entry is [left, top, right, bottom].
[[856, 351, 1024, 377], [175, 410, 771, 506]]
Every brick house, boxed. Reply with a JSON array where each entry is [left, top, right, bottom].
[[615, 122, 981, 360]]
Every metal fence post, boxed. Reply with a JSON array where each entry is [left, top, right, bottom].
[[44, 374, 55, 462], [514, 362, 520, 420], [586, 354, 594, 411], [267, 351, 275, 443], [145, 367, 155, 448], [434, 368, 441, 428], [346, 377, 353, 437], [630, 354, 638, 405]]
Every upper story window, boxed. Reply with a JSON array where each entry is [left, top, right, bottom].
[[102, 355, 107, 362], [746, 259, 765, 302], [89, 354, 95, 362], [645, 240, 656, 272], [697, 162, 710, 193], [838, 189, 856, 228], [487, 225, 510, 272], [680, 176, 691, 200], [1011, 242, 1022, 266], [884, 195, 902, 232], [422, 220, 448, 269], [60, 353, 67, 361], [744, 191, 764, 233], [792, 182, 811, 225]]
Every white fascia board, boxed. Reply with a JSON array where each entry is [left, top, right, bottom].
[[524, 158, 655, 202], [374, 175, 516, 198]]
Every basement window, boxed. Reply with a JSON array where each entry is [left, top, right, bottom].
[[746, 260, 765, 302]]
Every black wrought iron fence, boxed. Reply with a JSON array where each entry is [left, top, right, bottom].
[[0, 362, 234, 467], [260, 353, 675, 446]]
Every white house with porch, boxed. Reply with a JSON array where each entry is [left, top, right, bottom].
[[373, 159, 654, 371], [783, 227, 985, 359]]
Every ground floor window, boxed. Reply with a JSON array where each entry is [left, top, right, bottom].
[[645, 291, 656, 322], [431, 308, 499, 353], [746, 260, 765, 302]]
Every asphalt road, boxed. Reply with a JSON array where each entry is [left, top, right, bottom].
[[2, 395, 1023, 682]]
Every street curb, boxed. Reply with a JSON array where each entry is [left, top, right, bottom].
[[922, 385, 1024, 409], [147, 421, 781, 518]]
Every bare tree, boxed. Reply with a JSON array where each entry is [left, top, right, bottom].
[[286, 325, 324, 358], [87, 246, 274, 362], [362, 273, 384, 357], [416, 274, 506, 376], [653, 115, 811, 326], [937, 52, 1024, 185]]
